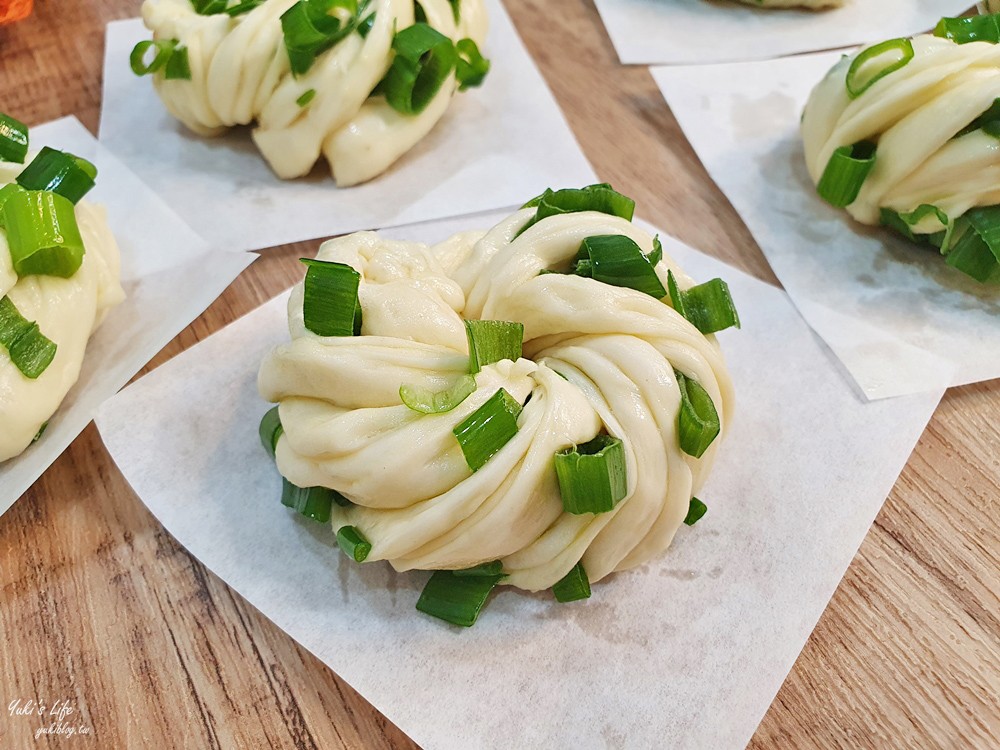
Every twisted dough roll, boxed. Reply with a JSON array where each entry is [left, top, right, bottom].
[[140, 0, 488, 184], [259, 208, 734, 592], [0, 163, 125, 461], [732, 0, 843, 9], [802, 33, 1000, 236]]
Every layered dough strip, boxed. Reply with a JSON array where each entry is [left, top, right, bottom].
[[0, 163, 125, 461], [259, 209, 734, 592], [802, 33, 1000, 234], [140, 0, 488, 184]]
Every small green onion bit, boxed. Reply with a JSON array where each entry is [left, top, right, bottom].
[[675, 370, 720, 459], [465, 319, 523, 373], [647, 234, 663, 267], [416, 570, 503, 627], [455, 38, 489, 91], [31, 421, 50, 444], [192, 0, 265, 16], [336, 526, 372, 562], [519, 183, 635, 236], [2, 188, 86, 278], [575, 234, 666, 299], [280, 478, 335, 523], [258, 406, 283, 458], [452, 388, 522, 472], [164, 46, 192, 80], [400, 374, 477, 414], [667, 271, 740, 334], [845, 38, 914, 98], [942, 207, 1000, 283], [281, 0, 370, 76], [453, 560, 504, 577], [0, 296, 58, 379], [0, 112, 29, 164], [378, 23, 457, 115], [816, 141, 876, 208], [552, 562, 591, 603], [684, 497, 708, 526], [448, 0, 461, 23], [296, 88, 317, 107], [300, 257, 362, 337], [129, 38, 180, 76], [554, 435, 627, 515], [934, 14, 1000, 45], [17, 147, 98, 204]]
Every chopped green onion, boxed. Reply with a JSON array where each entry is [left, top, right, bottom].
[[846, 38, 914, 98], [448, 0, 461, 22], [0, 182, 25, 215], [0, 296, 58, 379], [452, 388, 522, 472], [684, 497, 708, 526], [647, 234, 663, 267], [280, 478, 335, 523], [164, 46, 192, 80], [192, 0, 265, 16], [519, 183, 635, 235], [943, 208, 1000, 282], [0, 113, 28, 164], [955, 98, 1000, 139], [31, 421, 49, 444], [281, 0, 370, 76], [455, 38, 489, 91], [16, 147, 97, 204], [554, 435, 627, 515], [934, 14, 1000, 45], [223, 0, 266, 15], [2, 188, 85, 278], [453, 560, 504, 577], [416, 570, 502, 627], [259, 406, 283, 458], [575, 235, 666, 299], [552, 562, 591, 603], [336, 525, 372, 562], [357, 11, 376, 37], [816, 141, 876, 208], [299, 258, 362, 337], [296, 88, 317, 107], [879, 204, 949, 242], [675, 371, 720, 459], [378, 23, 458, 115], [129, 39, 179, 76], [465, 319, 523, 373], [400, 374, 477, 414], [667, 271, 740, 334]]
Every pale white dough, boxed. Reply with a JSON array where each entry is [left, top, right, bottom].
[[0, 164, 125, 462], [259, 208, 734, 592], [140, 0, 488, 184], [802, 33, 1000, 235]]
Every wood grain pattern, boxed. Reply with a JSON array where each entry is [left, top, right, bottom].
[[1, 1, 997, 748]]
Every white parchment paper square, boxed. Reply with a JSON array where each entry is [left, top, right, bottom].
[[0, 117, 254, 517], [95, 210, 941, 750], [594, 0, 974, 65], [653, 55, 1000, 400], [98, 0, 596, 252]]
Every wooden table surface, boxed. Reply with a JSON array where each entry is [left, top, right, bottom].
[[1, 1, 998, 747]]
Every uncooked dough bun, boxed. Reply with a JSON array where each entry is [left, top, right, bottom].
[[259, 194, 735, 592], [138, 0, 488, 185]]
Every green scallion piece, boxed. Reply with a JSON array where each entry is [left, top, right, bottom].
[[667, 271, 740, 334], [675, 370, 720, 459], [452, 388, 522, 472], [453, 560, 504, 577], [378, 23, 458, 115], [32, 421, 49, 444], [129, 39, 179, 76], [455, 38, 489, 91], [816, 141, 876, 208], [845, 38, 914, 98], [647, 234, 663, 267], [0, 182, 25, 215], [879, 204, 949, 243], [415, 570, 502, 627], [955, 98, 1000, 139], [0, 113, 29, 164], [554, 435, 627, 515], [299, 258, 362, 337], [552, 562, 591, 603], [357, 12, 376, 38], [259, 406, 283, 458], [519, 183, 635, 235], [575, 234, 666, 299], [943, 208, 1000, 282], [296, 88, 317, 107], [281, 0, 368, 76], [280, 478, 335, 523], [448, 0, 461, 22], [465, 319, 523, 373], [164, 45, 192, 80], [336, 525, 372, 562], [16, 147, 97, 204], [934, 14, 1000, 45], [2, 188, 85, 278], [400, 374, 477, 414], [684, 497, 708, 526], [192, 0, 265, 16], [0, 296, 58, 379]]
